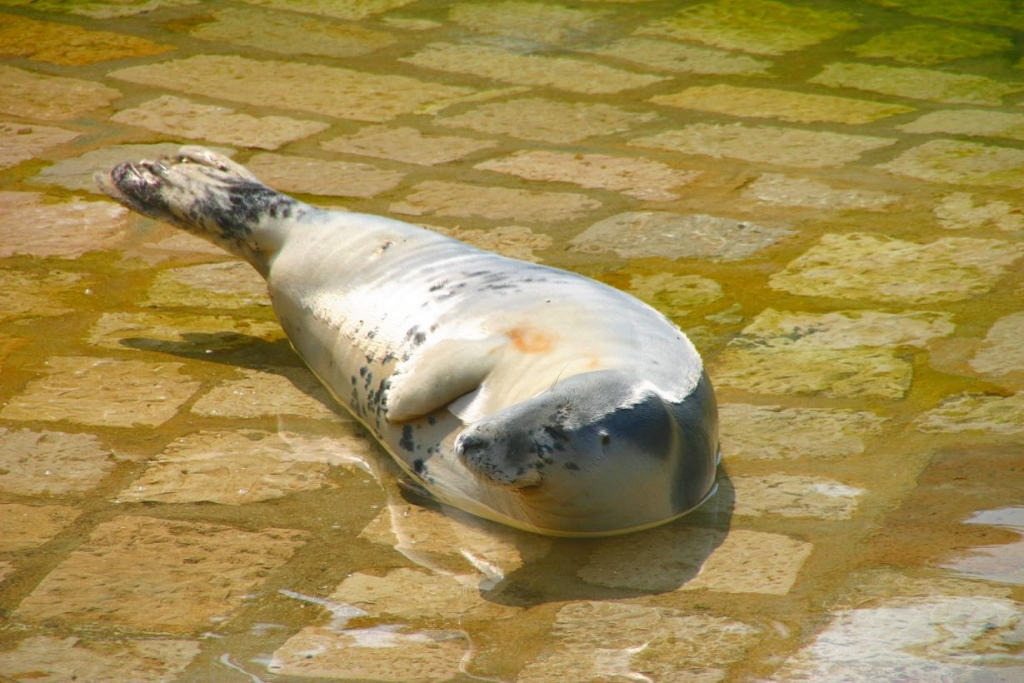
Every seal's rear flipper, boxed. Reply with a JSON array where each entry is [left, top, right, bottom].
[[95, 146, 308, 276]]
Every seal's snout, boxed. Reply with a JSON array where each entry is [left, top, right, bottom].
[[454, 432, 489, 463]]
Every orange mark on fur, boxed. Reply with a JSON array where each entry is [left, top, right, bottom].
[[508, 327, 554, 354]]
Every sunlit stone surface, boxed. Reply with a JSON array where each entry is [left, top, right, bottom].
[[246, 153, 404, 197], [145, 261, 269, 309], [449, 1, 610, 46], [402, 43, 665, 94], [391, 181, 600, 221], [579, 526, 812, 594], [969, 312, 1024, 379], [916, 392, 1024, 435], [0, 0, 198, 19], [738, 308, 955, 349], [638, 0, 857, 55], [652, 85, 912, 125], [190, 367, 339, 420], [0, 193, 129, 257], [0, 65, 121, 120], [438, 98, 656, 143], [0, 13, 172, 65], [0, 122, 80, 170], [570, 211, 793, 261], [0, 428, 116, 496], [109, 55, 475, 122], [719, 404, 886, 460], [742, 173, 901, 210], [88, 311, 281, 353], [0, 269, 83, 321], [934, 192, 1024, 231], [0, 636, 200, 683], [729, 474, 864, 520], [111, 96, 329, 150], [899, 109, 1024, 142], [189, 6, 396, 57], [768, 233, 1024, 303], [519, 602, 760, 683], [774, 597, 1024, 682], [628, 273, 723, 315], [0, 504, 81, 552], [882, 139, 1024, 188], [477, 150, 701, 202], [0, 357, 202, 428], [117, 430, 363, 504], [427, 224, 553, 262], [811, 62, 1022, 105], [322, 125, 497, 165], [14, 516, 307, 632], [591, 37, 773, 76], [631, 123, 896, 168]]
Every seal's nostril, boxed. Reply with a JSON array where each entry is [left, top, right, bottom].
[[456, 433, 489, 459]]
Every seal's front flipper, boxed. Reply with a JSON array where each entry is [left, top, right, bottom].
[[385, 338, 502, 423]]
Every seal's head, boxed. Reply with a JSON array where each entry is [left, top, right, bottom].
[[452, 369, 719, 534]]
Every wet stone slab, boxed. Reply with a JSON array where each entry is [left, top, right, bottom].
[[742, 173, 900, 211], [476, 150, 701, 202], [437, 98, 657, 144], [0, 65, 122, 121], [88, 311, 281, 354], [519, 601, 760, 683], [631, 123, 896, 168], [427, 224, 552, 262], [628, 273, 723, 316], [0, 635, 200, 683], [729, 474, 863, 520], [935, 192, 1024, 232], [652, 85, 913, 125], [109, 55, 475, 123], [0, 504, 81, 552], [448, 1, 610, 47], [401, 43, 665, 95], [145, 261, 269, 309], [738, 308, 955, 349], [772, 596, 1024, 682], [191, 366, 339, 420], [31, 143, 234, 194], [850, 24, 1013, 65], [969, 312, 1024, 379], [589, 37, 773, 76], [570, 211, 793, 261], [0, 12, 173, 65], [768, 233, 1024, 303], [111, 96, 329, 151], [899, 109, 1024, 142], [391, 181, 600, 222], [0, 122, 81, 170], [881, 139, 1024, 188], [713, 346, 913, 399], [239, 0, 417, 21], [0, 356, 202, 428], [0, 428, 116, 496], [117, 430, 365, 505], [14, 515, 308, 633], [0, 193, 129, 258], [246, 153, 404, 197], [0, 0, 199, 19], [637, 0, 858, 55], [578, 526, 812, 594], [719, 403, 886, 460], [322, 125, 497, 165], [810, 63, 1022, 106], [916, 392, 1024, 435], [0, 269, 83, 322], [189, 6, 396, 58]]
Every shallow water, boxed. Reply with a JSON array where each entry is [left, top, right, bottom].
[[1, 0, 1023, 680]]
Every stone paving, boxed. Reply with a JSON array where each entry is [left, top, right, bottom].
[[0, 0, 1022, 681]]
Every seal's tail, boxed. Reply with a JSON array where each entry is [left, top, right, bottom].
[[95, 146, 305, 276]]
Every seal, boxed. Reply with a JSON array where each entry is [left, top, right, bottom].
[[96, 146, 719, 537]]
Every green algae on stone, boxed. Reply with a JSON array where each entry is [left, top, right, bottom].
[[850, 24, 1013, 65], [111, 96, 329, 151], [438, 98, 656, 144], [0, 12, 173, 63], [739, 308, 954, 349], [590, 37, 774, 76], [899, 110, 1024, 142], [0, 0, 197, 18], [0, 65, 121, 121], [628, 273, 723, 316], [449, 0, 611, 46], [476, 150, 701, 202], [652, 85, 913, 125], [969, 312, 1024, 378], [862, 0, 1024, 31], [146, 261, 269, 309], [240, 0, 416, 20], [0, 269, 84, 321], [743, 173, 900, 211], [768, 233, 1024, 303], [637, 0, 858, 55], [631, 123, 896, 168], [401, 42, 665, 95], [811, 63, 1022, 106], [934, 192, 1024, 232], [917, 392, 1024, 434]]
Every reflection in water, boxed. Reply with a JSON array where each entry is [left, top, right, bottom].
[[944, 507, 1024, 585]]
